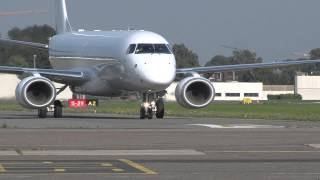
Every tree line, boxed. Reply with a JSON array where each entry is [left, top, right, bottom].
[[0, 25, 55, 69], [1, 25, 320, 85]]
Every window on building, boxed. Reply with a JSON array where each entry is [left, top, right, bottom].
[[225, 93, 240, 97], [244, 93, 259, 97], [216, 93, 222, 97]]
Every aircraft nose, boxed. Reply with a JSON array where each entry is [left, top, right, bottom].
[[140, 55, 176, 90]]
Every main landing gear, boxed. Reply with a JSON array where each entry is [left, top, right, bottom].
[[140, 92, 165, 119], [37, 85, 67, 119], [37, 100, 63, 119]]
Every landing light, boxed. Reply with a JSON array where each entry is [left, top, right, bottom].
[[143, 103, 150, 108]]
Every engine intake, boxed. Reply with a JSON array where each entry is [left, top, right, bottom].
[[16, 76, 56, 109], [175, 77, 215, 108]]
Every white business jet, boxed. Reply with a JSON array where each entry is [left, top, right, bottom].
[[0, 0, 319, 119]]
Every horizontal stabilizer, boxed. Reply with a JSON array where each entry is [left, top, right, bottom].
[[0, 38, 48, 50]]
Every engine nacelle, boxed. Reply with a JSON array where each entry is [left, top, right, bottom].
[[15, 76, 56, 109], [175, 77, 215, 109]]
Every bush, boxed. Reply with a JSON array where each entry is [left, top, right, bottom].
[[267, 94, 302, 100]]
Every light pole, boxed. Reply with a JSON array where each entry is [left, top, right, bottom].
[[33, 55, 37, 69]]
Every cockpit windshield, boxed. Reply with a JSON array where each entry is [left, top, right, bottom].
[[135, 44, 172, 54]]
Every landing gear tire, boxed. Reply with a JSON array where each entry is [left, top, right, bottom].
[[54, 100, 63, 118], [147, 108, 153, 119], [156, 99, 164, 119], [140, 107, 146, 119], [54, 106, 63, 118], [38, 108, 48, 119]]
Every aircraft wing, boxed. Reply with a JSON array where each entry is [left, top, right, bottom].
[[0, 66, 87, 85], [0, 38, 48, 50], [176, 59, 320, 74]]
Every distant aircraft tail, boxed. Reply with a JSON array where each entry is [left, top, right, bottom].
[[55, 0, 72, 34]]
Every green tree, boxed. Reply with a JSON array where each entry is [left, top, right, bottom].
[[302, 48, 320, 75], [8, 25, 55, 44], [205, 55, 232, 66], [1, 25, 56, 68], [310, 48, 320, 59], [6, 55, 29, 67], [172, 44, 200, 68], [231, 50, 264, 82], [205, 49, 295, 84]]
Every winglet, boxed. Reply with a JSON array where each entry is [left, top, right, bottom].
[[55, 0, 72, 34]]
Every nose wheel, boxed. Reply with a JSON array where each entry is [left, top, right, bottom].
[[140, 92, 165, 119], [155, 99, 164, 118]]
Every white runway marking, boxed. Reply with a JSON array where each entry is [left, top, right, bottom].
[[0, 151, 19, 156], [307, 144, 320, 149], [21, 149, 205, 156], [205, 150, 320, 153], [189, 124, 285, 129]]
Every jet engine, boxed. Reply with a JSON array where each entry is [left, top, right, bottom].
[[15, 76, 56, 109], [175, 77, 215, 108]]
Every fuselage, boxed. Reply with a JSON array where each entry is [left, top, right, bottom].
[[48, 30, 176, 96]]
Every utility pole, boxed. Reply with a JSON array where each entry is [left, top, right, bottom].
[[33, 55, 37, 69]]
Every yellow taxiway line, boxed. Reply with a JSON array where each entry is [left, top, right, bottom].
[[119, 159, 158, 175], [0, 164, 6, 173], [54, 168, 66, 172]]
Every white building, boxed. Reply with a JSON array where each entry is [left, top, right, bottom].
[[0, 74, 73, 100], [212, 82, 264, 101], [295, 75, 320, 100], [0, 74, 21, 100]]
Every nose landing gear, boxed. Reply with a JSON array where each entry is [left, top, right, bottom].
[[140, 92, 165, 119]]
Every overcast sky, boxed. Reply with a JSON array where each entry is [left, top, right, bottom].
[[0, 0, 320, 64]]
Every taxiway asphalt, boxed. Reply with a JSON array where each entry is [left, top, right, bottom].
[[0, 111, 319, 179]]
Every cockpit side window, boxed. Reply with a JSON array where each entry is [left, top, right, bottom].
[[127, 44, 136, 54]]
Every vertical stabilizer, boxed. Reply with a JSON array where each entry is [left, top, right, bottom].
[[55, 0, 72, 34]]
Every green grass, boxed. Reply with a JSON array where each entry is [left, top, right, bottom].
[[1, 100, 320, 121]]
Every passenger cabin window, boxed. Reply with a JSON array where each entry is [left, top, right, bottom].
[[135, 44, 172, 54], [127, 44, 136, 54]]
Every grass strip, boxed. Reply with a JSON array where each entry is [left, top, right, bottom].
[[0, 100, 320, 121]]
